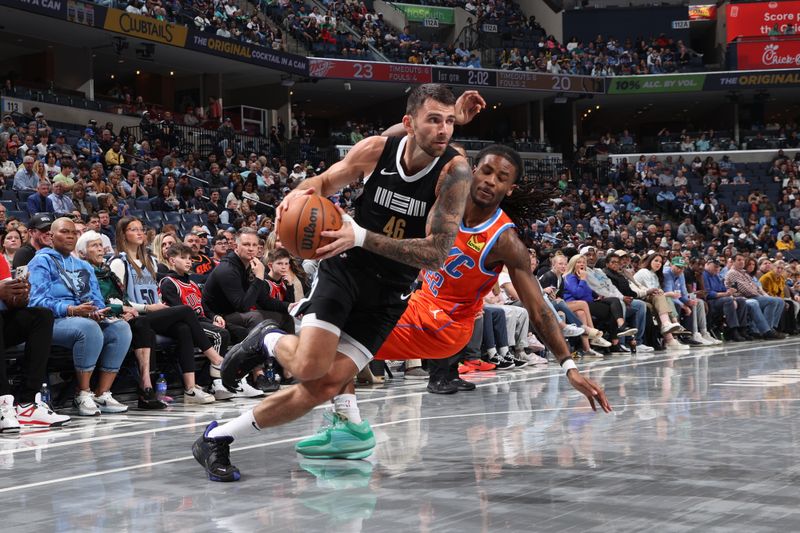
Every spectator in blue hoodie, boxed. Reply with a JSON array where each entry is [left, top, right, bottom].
[[28, 217, 132, 417]]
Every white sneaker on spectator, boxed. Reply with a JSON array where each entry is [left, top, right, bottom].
[[583, 326, 604, 339], [589, 336, 612, 348], [233, 378, 264, 398], [583, 348, 605, 358], [665, 340, 690, 351], [16, 393, 70, 427], [209, 379, 235, 401], [702, 332, 722, 345], [692, 332, 714, 346], [636, 344, 655, 352], [527, 333, 545, 351], [526, 353, 549, 365], [184, 386, 215, 404], [0, 395, 20, 433], [94, 391, 129, 413], [619, 344, 631, 353], [73, 390, 100, 416], [563, 324, 585, 338], [661, 323, 682, 335]]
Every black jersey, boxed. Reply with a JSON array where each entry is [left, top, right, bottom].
[[348, 136, 459, 287]]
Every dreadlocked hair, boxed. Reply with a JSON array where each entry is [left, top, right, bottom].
[[500, 174, 558, 231]]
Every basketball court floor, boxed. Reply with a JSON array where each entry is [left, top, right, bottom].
[[2, 340, 800, 532]]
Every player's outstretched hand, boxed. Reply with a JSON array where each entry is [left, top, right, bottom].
[[275, 187, 315, 228], [567, 369, 612, 413], [316, 207, 355, 260], [455, 90, 486, 126]]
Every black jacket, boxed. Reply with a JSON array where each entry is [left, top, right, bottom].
[[202, 252, 288, 316], [604, 268, 637, 298]]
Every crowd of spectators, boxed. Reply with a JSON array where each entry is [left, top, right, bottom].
[[499, 33, 702, 76], [1, 99, 799, 434]]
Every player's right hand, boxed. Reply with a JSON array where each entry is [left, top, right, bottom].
[[567, 369, 612, 413], [275, 187, 315, 228]]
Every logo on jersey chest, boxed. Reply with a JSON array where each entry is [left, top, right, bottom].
[[374, 186, 427, 217], [466, 234, 486, 253]]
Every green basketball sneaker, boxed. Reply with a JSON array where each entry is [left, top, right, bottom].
[[295, 412, 376, 459]]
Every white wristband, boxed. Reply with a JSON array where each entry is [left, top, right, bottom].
[[343, 214, 366, 248], [561, 358, 578, 373]]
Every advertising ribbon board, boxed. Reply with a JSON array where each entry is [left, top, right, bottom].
[[704, 69, 800, 90], [606, 74, 706, 94], [0, 0, 66, 17], [392, 3, 455, 24], [187, 31, 308, 76], [308, 58, 431, 83], [104, 7, 188, 46], [497, 71, 605, 93]]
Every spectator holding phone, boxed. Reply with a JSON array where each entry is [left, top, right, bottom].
[[28, 217, 132, 417]]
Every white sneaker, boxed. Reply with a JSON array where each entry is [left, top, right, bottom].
[[184, 386, 215, 404], [619, 344, 631, 353], [562, 324, 585, 338], [0, 395, 20, 433], [661, 323, 682, 334], [527, 333, 545, 351], [636, 344, 655, 352], [209, 379, 235, 401], [94, 391, 129, 413], [16, 393, 71, 427], [233, 378, 265, 398], [73, 390, 100, 416], [702, 332, 722, 345], [527, 354, 549, 365], [583, 348, 605, 358], [692, 332, 714, 346], [590, 336, 612, 348], [583, 326, 604, 339], [665, 340, 690, 351]]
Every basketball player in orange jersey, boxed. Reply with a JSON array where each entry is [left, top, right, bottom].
[[194, 84, 485, 481], [292, 144, 612, 452]]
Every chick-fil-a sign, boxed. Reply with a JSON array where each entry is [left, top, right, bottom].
[[737, 40, 800, 70], [726, 1, 800, 42]]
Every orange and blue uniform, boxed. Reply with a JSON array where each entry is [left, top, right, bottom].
[[376, 208, 515, 360]]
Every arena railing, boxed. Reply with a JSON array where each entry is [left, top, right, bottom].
[[125, 124, 271, 158]]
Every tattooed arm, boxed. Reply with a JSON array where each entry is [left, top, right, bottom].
[[316, 157, 471, 270], [490, 229, 612, 412]]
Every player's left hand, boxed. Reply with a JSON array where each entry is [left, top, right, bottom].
[[316, 210, 356, 260], [454, 90, 486, 126], [567, 369, 612, 413]]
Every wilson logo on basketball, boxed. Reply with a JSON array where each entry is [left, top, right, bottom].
[[467, 235, 485, 253], [302, 207, 319, 250]]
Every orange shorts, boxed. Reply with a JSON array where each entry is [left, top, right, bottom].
[[375, 291, 475, 361]]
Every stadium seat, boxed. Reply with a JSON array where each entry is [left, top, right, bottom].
[[144, 211, 163, 224], [163, 212, 182, 224], [0, 200, 15, 211], [183, 213, 201, 226], [2, 190, 17, 201], [8, 211, 29, 223], [135, 198, 152, 212], [17, 191, 33, 203]]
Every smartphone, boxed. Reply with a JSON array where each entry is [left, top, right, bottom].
[[12, 266, 28, 280]]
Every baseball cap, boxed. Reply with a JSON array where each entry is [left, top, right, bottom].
[[35, 112, 44, 118], [29, 213, 54, 230], [671, 256, 686, 268], [190, 229, 208, 237], [6, 141, 18, 149], [579, 246, 596, 255], [85, 128, 94, 136], [56, 131, 65, 138], [614, 249, 629, 257]]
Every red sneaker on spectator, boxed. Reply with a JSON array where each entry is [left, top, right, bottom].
[[458, 363, 474, 374], [464, 359, 496, 372]]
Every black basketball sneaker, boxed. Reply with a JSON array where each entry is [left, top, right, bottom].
[[220, 320, 284, 392], [193, 421, 240, 482]]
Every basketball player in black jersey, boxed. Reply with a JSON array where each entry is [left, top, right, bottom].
[[193, 84, 486, 481]]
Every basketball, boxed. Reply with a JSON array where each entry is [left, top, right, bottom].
[[278, 195, 343, 259]]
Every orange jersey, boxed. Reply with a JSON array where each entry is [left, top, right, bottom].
[[421, 208, 515, 320], [376, 208, 515, 361]]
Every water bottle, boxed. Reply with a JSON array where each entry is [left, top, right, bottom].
[[39, 383, 50, 406], [155, 374, 167, 402]]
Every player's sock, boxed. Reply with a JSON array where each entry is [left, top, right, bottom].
[[263, 332, 285, 358], [498, 346, 510, 357], [207, 409, 260, 440], [333, 394, 362, 423], [486, 347, 498, 358]]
